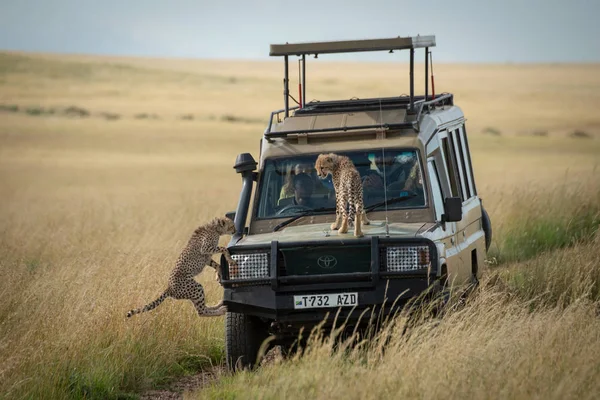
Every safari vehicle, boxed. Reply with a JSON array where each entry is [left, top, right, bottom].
[[220, 35, 492, 370]]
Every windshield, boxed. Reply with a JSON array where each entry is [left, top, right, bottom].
[[255, 148, 427, 219]]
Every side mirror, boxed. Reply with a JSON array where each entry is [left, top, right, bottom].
[[442, 197, 462, 222], [225, 211, 235, 221]]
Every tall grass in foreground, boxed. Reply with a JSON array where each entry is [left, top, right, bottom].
[[0, 195, 229, 399], [199, 236, 600, 400]]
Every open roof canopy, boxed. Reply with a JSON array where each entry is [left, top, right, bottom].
[[268, 35, 437, 118], [269, 35, 436, 57]]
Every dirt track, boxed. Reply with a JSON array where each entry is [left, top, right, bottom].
[[140, 368, 221, 400], [139, 346, 284, 399]]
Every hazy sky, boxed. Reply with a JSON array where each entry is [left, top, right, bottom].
[[1, 0, 598, 63]]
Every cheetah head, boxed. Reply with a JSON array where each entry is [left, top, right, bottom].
[[315, 153, 336, 178], [216, 216, 236, 235]]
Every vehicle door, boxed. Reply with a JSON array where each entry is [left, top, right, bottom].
[[425, 129, 464, 285], [437, 122, 486, 284], [445, 123, 486, 281]]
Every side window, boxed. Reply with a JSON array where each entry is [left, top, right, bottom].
[[433, 152, 451, 198], [458, 125, 477, 197], [427, 159, 444, 221], [256, 163, 278, 217], [451, 128, 470, 201], [440, 136, 462, 200]]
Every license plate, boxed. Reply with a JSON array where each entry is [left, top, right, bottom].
[[293, 292, 358, 309]]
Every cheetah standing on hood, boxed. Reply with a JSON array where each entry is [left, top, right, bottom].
[[315, 153, 370, 237]]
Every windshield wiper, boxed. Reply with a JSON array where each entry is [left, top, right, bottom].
[[273, 195, 417, 232], [365, 193, 418, 213], [273, 207, 337, 232]]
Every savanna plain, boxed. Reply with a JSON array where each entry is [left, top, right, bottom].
[[0, 51, 599, 400]]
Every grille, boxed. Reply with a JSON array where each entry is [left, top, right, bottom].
[[385, 246, 430, 272], [279, 245, 371, 276], [230, 253, 269, 280]]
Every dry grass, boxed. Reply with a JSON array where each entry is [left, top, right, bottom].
[[0, 51, 599, 399]]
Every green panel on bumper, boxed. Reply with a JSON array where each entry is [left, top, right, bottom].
[[281, 245, 371, 275]]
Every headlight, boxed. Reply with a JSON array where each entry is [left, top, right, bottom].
[[230, 252, 270, 280], [385, 246, 430, 272]]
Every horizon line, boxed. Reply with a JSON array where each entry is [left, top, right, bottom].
[[2, 48, 600, 66]]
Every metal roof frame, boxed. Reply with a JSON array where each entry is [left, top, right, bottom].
[[269, 35, 435, 57], [269, 35, 436, 120]]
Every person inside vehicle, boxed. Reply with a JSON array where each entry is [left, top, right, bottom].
[[277, 173, 318, 208], [362, 152, 419, 192], [279, 162, 329, 202], [402, 161, 423, 191]]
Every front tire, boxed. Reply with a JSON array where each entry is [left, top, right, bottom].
[[225, 312, 269, 371]]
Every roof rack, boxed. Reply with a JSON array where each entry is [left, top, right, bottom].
[[268, 35, 436, 119], [263, 93, 454, 139]]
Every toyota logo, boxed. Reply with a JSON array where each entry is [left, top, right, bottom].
[[317, 255, 337, 269]]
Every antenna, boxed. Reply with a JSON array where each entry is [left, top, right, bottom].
[[429, 50, 435, 100], [297, 58, 303, 108], [378, 99, 390, 237]]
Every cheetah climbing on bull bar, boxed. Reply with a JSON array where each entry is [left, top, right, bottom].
[[126, 216, 238, 318]]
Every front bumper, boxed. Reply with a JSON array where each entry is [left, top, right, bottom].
[[221, 236, 439, 326], [224, 277, 437, 322]]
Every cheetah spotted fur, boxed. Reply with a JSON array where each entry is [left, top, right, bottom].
[[315, 153, 370, 237], [126, 216, 238, 318]]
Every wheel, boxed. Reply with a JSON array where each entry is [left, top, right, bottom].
[[225, 312, 269, 371], [481, 206, 492, 252]]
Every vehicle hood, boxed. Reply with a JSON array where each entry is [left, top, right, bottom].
[[234, 220, 430, 247]]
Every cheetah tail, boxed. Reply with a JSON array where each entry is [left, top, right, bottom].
[[126, 290, 170, 318]]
